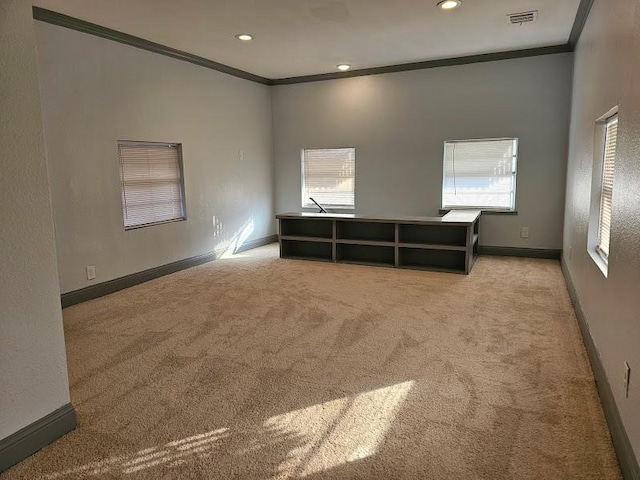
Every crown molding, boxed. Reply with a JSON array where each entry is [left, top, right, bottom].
[[569, 0, 595, 49], [34, 0, 594, 86], [270, 45, 572, 85], [32, 7, 271, 85]]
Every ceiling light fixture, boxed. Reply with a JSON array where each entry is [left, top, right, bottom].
[[337, 64, 351, 71], [437, 0, 462, 10], [235, 33, 253, 41]]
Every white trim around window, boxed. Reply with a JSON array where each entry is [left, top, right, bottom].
[[442, 137, 518, 212], [118, 141, 187, 230], [587, 107, 619, 277], [301, 147, 355, 210]]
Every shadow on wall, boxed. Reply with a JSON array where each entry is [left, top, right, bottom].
[[41, 381, 414, 479]]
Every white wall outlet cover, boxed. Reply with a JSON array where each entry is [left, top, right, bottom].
[[86, 265, 96, 280], [520, 227, 530, 238]]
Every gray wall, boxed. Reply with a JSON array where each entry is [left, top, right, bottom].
[[0, 1, 71, 439], [273, 53, 573, 249], [35, 22, 275, 294], [563, 0, 640, 464]]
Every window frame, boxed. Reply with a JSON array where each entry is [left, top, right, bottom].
[[301, 147, 356, 210], [441, 137, 519, 212], [587, 107, 618, 277], [596, 114, 617, 262], [117, 140, 187, 230]]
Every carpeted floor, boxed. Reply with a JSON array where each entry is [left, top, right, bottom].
[[2, 244, 621, 479]]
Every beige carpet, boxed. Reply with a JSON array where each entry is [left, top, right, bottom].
[[2, 244, 621, 479]]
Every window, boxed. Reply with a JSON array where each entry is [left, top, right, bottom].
[[118, 141, 186, 229], [302, 148, 355, 209], [596, 114, 618, 261], [442, 138, 518, 211]]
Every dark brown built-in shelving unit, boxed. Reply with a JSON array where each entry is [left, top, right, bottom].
[[276, 210, 481, 274]]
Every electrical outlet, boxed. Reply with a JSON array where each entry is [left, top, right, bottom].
[[238, 150, 244, 161], [520, 226, 529, 238], [624, 362, 631, 398], [86, 265, 96, 280], [568, 245, 573, 260]]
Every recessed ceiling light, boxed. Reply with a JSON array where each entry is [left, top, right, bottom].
[[337, 64, 351, 71], [437, 0, 462, 10], [235, 33, 253, 41]]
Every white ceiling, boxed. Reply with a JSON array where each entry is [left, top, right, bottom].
[[32, 0, 582, 79]]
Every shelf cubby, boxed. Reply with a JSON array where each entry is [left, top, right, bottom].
[[399, 224, 466, 247], [399, 247, 466, 272], [281, 239, 332, 261], [280, 218, 333, 239], [337, 221, 395, 243], [337, 244, 395, 266]]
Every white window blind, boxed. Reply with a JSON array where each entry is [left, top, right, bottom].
[[302, 148, 355, 208], [597, 115, 617, 260], [118, 141, 186, 229], [442, 138, 518, 211]]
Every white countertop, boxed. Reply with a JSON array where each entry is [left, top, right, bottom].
[[276, 209, 481, 225]]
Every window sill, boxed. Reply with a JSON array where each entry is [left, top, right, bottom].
[[439, 209, 517, 216], [302, 206, 355, 213], [125, 217, 186, 231], [588, 248, 609, 278]]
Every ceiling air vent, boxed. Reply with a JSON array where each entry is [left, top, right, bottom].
[[508, 11, 538, 25]]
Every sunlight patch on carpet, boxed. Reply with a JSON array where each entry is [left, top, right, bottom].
[[43, 428, 230, 478], [264, 380, 415, 477], [42, 381, 412, 478]]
